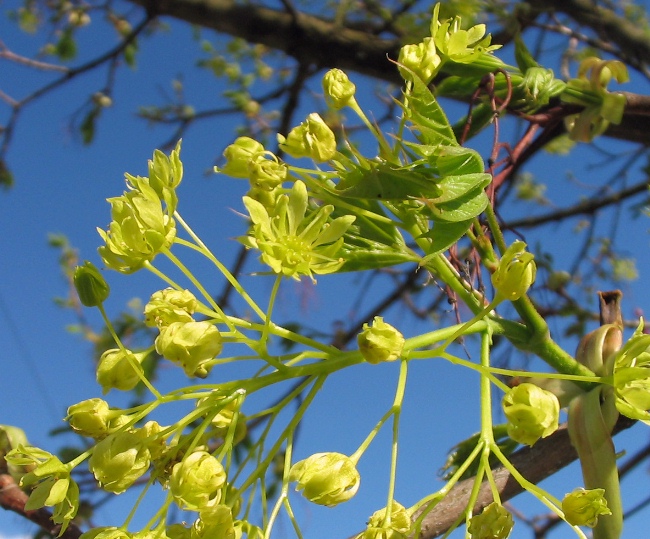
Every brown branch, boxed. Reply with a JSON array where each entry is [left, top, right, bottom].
[[503, 177, 649, 229], [0, 473, 82, 539]]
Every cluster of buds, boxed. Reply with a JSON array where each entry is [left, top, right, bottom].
[[98, 142, 182, 273], [288, 452, 360, 506]]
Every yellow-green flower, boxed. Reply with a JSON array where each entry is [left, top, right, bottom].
[[491, 241, 536, 301], [155, 321, 223, 378], [430, 3, 500, 64], [241, 180, 355, 281], [361, 501, 412, 539], [611, 321, 650, 420], [323, 68, 356, 110], [288, 452, 360, 506], [170, 450, 226, 511], [89, 431, 151, 493], [66, 398, 127, 439], [96, 348, 146, 394], [144, 288, 198, 328], [358, 317, 405, 364], [5, 445, 79, 533], [502, 383, 559, 446], [398, 38, 441, 84], [467, 502, 514, 539], [219, 137, 265, 178], [562, 487, 611, 527], [278, 113, 337, 162]]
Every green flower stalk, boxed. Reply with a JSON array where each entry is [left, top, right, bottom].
[[288, 452, 360, 506], [4, 446, 79, 533], [278, 113, 337, 162], [143, 288, 198, 328], [502, 383, 559, 446], [241, 180, 355, 281], [74, 261, 110, 307], [88, 431, 151, 493], [66, 398, 127, 439], [491, 241, 537, 302], [323, 68, 357, 110], [358, 317, 405, 364], [397, 38, 441, 84], [361, 501, 412, 539], [170, 450, 227, 511], [467, 502, 514, 539], [155, 320, 223, 378], [562, 488, 612, 528], [96, 348, 146, 394], [219, 137, 265, 178]]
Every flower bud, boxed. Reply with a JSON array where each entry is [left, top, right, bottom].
[[288, 452, 360, 506], [491, 241, 536, 301], [397, 38, 441, 84], [467, 502, 514, 539], [220, 137, 265, 178], [361, 501, 412, 539], [562, 487, 611, 527], [96, 348, 145, 394], [192, 505, 235, 539], [358, 317, 405, 364], [66, 398, 125, 439], [74, 261, 110, 307], [248, 153, 287, 191], [143, 288, 198, 328], [502, 383, 559, 446], [80, 528, 133, 539], [155, 321, 223, 378], [323, 69, 356, 109], [170, 450, 226, 511], [278, 113, 337, 162], [89, 431, 151, 493]]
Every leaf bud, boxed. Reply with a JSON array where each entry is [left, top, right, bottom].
[[74, 261, 110, 307], [288, 452, 360, 506], [88, 431, 151, 493], [491, 241, 536, 301], [502, 383, 559, 446], [323, 69, 356, 109], [170, 450, 226, 511], [155, 321, 223, 378], [358, 317, 405, 364], [96, 348, 146, 394], [220, 137, 265, 178], [562, 487, 612, 527], [278, 113, 337, 162], [143, 288, 198, 328], [467, 502, 514, 539]]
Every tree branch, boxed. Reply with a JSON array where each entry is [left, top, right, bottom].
[[365, 416, 634, 539]]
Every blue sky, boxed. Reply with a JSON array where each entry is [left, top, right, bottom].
[[3, 2, 650, 538]]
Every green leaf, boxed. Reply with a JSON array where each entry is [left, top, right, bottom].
[[420, 218, 474, 256], [403, 78, 457, 146], [426, 188, 489, 222], [0, 159, 14, 189], [54, 29, 77, 61], [431, 172, 491, 203]]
